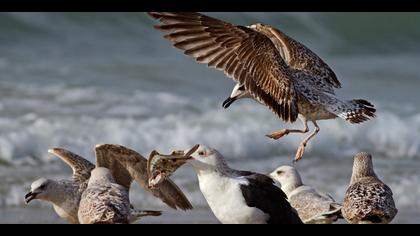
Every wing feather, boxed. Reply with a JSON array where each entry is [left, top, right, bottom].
[[48, 148, 94, 184], [148, 12, 299, 122], [95, 144, 193, 211]]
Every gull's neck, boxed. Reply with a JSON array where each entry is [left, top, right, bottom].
[[195, 157, 235, 178], [47, 181, 80, 206], [281, 175, 303, 196]]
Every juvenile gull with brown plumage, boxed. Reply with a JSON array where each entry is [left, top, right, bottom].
[[342, 152, 397, 224], [25, 145, 192, 224], [148, 12, 376, 162], [78, 167, 161, 224]]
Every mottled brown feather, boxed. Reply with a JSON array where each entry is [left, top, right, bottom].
[[252, 24, 341, 90], [148, 12, 299, 122], [95, 144, 193, 211], [48, 148, 95, 185]]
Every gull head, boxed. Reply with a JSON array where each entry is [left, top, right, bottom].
[[351, 152, 376, 183], [25, 178, 53, 204], [183, 144, 226, 172], [269, 165, 303, 195], [88, 167, 115, 186]]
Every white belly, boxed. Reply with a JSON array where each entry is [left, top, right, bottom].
[[198, 173, 269, 224], [53, 203, 79, 224]]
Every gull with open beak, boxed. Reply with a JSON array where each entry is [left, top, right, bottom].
[[25, 145, 192, 224]]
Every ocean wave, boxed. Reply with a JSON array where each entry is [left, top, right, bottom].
[[0, 85, 419, 167]]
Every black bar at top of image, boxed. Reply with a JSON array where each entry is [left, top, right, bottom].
[[0, 0, 419, 12]]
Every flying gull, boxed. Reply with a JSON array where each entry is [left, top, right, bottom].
[[25, 145, 192, 224], [78, 167, 161, 224], [270, 165, 342, 224], [342, 152, 397, 224], [148, 12, 376, 162], [151, 144, 303, 224]]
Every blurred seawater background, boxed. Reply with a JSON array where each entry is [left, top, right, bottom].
[[0, 12, 419, 223]]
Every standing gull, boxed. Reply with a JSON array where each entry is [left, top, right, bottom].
[[155, 144, 303, 224], [25, 149, 94, 224], [25, 145, 192, 223], [78, 167, 161, 224], [270, 165, 342, 224], [148, 12, 376, 162], [342, 152, 397, 224]]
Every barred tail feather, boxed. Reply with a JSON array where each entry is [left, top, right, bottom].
[[129, 209, 162, 223], [338, 99, 376, 124]]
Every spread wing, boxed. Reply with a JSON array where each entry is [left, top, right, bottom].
[[95, 145, 133, 190], [95, 144, 193, 211], [48, 148, 95, 185], [253, 24, 341, 92], [148, 12, 299, 122]]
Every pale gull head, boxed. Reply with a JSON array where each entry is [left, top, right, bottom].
[[183, 144, 228, 172], [269, 165, 303, 196], [88, 167, 115, 186], [25, 178, 55, 204]]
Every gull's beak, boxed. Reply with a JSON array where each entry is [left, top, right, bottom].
[[222, 97, 236, 109], [24, 191, 36, 204], [183, 144, 200, 160]]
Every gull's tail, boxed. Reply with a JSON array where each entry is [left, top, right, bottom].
[[129, 209, 162, 223], [333, 99, 376, 124]]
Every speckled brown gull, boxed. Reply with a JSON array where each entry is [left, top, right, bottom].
[[94, 144, 193, 211], [25, 145, 192, 224], [342, 152, 397, 224], [78, 167, 161, 224], [270, 165, 342, 224], [148, 12, 376, 162]]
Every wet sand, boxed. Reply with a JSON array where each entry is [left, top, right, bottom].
[[0, 206, 417, 224]]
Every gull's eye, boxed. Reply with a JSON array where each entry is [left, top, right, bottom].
[[276, 170, 283, 175], [198, 151, 205, 156], [40, 184, 46, 189]]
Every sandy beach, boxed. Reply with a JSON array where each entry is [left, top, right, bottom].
[[1, 206, 418, 224]]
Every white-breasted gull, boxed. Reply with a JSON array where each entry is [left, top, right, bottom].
[[157, 144, 303, 224]]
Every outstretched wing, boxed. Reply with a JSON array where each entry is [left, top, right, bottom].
[[252, 24, 341, 92], [48, 148, 95, 184], [148, 12, 299, 122], [95, 144, 193, 211], [95, 145, 133, 190]]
